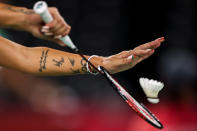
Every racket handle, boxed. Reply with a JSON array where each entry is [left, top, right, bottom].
[[33, 1, 78, 51]]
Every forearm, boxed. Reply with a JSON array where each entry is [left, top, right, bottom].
[[24, 47, 103, 75], [0, 3, 33, 31], [0, 36, 103, 76]]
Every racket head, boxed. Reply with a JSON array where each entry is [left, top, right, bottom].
[[98, 66, 163, 129]]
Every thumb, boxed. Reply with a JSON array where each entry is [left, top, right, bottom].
[[55, 39, 67, 47]]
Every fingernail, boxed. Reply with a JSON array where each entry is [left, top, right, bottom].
[[43, 26, 50, 29], [41, 28, 50, 33], [60, 43, 66, 47], [127, 55, 133, 60], [146, 49, 152, 52], [157, 37, 165, 42], [54, 35, 62, 39], [44, 32, 53, 36]]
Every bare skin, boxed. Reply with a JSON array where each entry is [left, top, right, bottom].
[[0, 36, 165, 75], [0, 3, 70, 46], [0, 3, 165, 75]]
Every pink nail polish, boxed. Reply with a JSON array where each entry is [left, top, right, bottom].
[[158, 37, 165, 42], [43, 26, 50, 29]]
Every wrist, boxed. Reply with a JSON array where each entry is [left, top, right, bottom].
[[19, 9, 36, 32], [5, 7, 33, 31], [87, 55, 104, 74]]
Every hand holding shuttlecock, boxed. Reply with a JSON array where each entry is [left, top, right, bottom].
[[139, 78, 164, 104]]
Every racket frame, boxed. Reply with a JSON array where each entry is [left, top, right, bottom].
[[98, 66, 163, 129]]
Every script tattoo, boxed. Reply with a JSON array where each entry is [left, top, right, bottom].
[[39, 49, 49, 72], [68, 57, 75, 66], [6, 6, 34, 15], [52, 57, 64, 67]]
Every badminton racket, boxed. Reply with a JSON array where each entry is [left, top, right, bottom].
[[33, 1, 163, 129]]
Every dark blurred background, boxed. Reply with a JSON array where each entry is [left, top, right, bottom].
[[0, 0, 197, 131]]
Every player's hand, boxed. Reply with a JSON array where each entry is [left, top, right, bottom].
[[103, 37, 165, 74], [25, 7, 71, 46]]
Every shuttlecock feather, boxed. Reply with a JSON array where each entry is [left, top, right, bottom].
[[139, 78, 164, 104]]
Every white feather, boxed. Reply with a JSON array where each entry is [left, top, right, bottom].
[[139, 78, 164, 104]]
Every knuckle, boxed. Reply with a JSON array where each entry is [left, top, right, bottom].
[[63, 32, 68, 37], [121, 51, 128, 54], [121, 50, 130, 56], [55, 30, 63, 35], [57, 19, 62, 24], [122, 58, 128, 65], [64, 30, 69, 36], [53, 32, 59, 36], [51, 7, 58, 12], [51, 19, 57, 25], [67, 27, 71, 32], [67, 25, 71, 30]]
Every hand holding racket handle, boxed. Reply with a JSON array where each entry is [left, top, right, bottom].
[[33, 1, 78, 51]]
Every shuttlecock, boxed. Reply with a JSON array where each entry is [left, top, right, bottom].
[[139, 78, 164, 104]]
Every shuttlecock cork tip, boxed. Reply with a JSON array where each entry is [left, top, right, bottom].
[[139, 77, 164, 104]]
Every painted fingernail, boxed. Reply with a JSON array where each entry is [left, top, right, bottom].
[[41, 28, 50, 33], [54, 35, 62, 39], [157, 37, 165, 42], [43, 26, 50, 29], [146, 49, 152, 52], [59, 43, 65, 46], [61, 44, 66, 47], [127, 55, 133, 60], [44, 32, 53, 36]]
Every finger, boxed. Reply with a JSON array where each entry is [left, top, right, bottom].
[[42, 26, 50, 30], [62, 25, 71, 37], [54, 35, 62, 39], [49, 21, 63, 35], [121, 49, 151, 65], [47, 7, 71, 37], [117, 51, 130, 58], [53, 24, 67, 36], [40, 34, 66, 47], [48, 18, 68, 36], [46, 19, 58, 31], [50, 7, 61, 20], [135, 37, 165, 50], [132, 49, 153, 56], [117, 48, 152, 60], [137, 50, 155, 63], [41, 27, 50, 33], [43, 32, 54, 36], [55, 39, 66, 47]]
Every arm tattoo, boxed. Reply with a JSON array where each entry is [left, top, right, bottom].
[[70, 68, 80, 74], [52, 57, 64, 67], [80, 58, 87, 73], [6, 6, 34, 15], [69, 58, 87, 74], [39, 49, 49, 72], [68, 57, 75, 66]]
